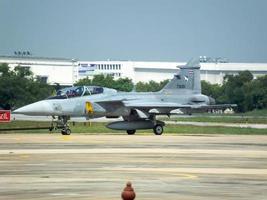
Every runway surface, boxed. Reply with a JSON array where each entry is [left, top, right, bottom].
[[0, 134, 267, 200]]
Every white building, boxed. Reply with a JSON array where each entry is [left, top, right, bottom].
[[0, 56, 77, 86], [78, 60, 267, 84], [1, 55, 267, 86]]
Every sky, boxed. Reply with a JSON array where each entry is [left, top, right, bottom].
[[0, 0, 267, 62]]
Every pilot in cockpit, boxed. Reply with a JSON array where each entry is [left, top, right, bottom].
[[47, 86, 106, 100]]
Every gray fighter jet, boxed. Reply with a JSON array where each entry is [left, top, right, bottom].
[[14, 59, 236, 135]]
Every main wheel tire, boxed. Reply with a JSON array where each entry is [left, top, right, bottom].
[[61, 128, 71, 135], [61, 130, 67, 135], [65, 128, 71, 135], [127, 130, 136, 135], [153, 124, 163, 135]]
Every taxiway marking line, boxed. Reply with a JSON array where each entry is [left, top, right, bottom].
[[1, 148, 267, 156], [102, 167, 267, 175]]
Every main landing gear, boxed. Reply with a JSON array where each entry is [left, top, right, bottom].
[[125, 123, 164, 135], [151, 115, 164, 135], [153, 124, 164, 135], [120, 111, 165, 135], [127, 130, 136, 135], [49, 116, 71, 135], [126, 121, 164, 135]]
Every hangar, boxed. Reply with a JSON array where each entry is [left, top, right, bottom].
[[1, 55, 267, 86]]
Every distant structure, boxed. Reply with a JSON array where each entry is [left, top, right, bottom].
[[1, 55, 267, 86], [14, 51, 32, 57]]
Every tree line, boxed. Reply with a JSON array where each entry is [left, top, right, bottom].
[[202, 71, 267, 112], [0, 64, 53, 110], [74, 74, 169, 92], [1, 63, 266, 112]]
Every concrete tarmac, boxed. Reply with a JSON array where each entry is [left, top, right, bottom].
[[0, 134, 267, 200]]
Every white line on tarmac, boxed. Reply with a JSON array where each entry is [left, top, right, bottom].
[[103, 167, 267, 175], [166, 121, 267, 129], [1, 148, 267, 156]]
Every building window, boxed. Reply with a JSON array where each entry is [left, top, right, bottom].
[[36, 76, 48, 83]]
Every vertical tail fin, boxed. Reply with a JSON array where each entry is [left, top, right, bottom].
[[161, 58, 201, 94]]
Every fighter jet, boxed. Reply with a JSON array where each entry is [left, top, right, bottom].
[[14, 59, 236, 135]]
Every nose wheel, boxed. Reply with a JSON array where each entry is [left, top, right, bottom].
[[49, 116, 72, 135], [61, 127, 71, 135]]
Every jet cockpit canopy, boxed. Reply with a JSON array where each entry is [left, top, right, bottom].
[[47, 86, 117, 99]]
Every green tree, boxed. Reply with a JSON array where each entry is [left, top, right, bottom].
[[14, 66, 33, 78], [202, 71, 267, 112], [113, 78, 133, 92], [201, 81, 222, 100], [244, 75, 267, 110], [75, 74, 134, 92], [136, 79, 169, 92], [221, 71, 254, 112], [0, 63, 10, 76], [0, 64, 53, 109], [74, 77, 92, 86]]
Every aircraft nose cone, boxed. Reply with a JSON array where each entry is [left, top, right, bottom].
[[13, 101, 53, 116]]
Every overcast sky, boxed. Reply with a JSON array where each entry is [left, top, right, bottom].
[[0, 0, 267, 62]]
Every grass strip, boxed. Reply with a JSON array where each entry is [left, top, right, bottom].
[[0, 121, 266, 135], [160, 116, 267, 124]]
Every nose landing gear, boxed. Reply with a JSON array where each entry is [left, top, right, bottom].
[[49, 116, 71, 135], [61, 127, 71, 135]]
